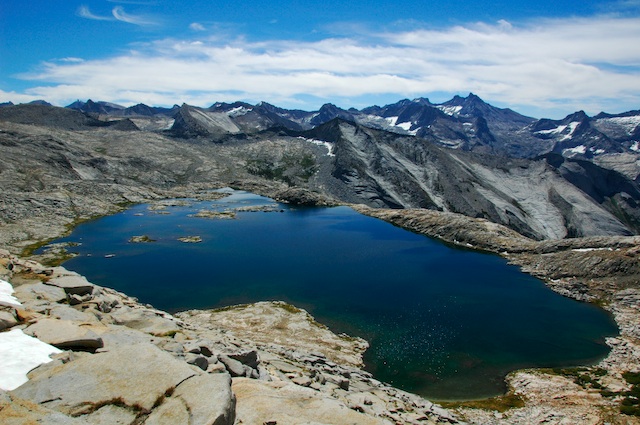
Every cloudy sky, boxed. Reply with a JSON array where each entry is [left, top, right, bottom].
[[2, 0, 640, 118]]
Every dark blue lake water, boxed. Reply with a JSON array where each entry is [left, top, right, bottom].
[[45, 189, 617, 400]]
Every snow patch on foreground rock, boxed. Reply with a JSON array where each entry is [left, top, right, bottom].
[[0, 328, 61, 390], [0, 279, 22, 309]]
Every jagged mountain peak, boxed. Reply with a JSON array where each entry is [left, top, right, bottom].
[[563, 110, 590, 123], [208, 101, 253, 112]]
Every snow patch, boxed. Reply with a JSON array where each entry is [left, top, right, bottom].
[[536, 121, 580, 140], [0, 328, 62, 390], [436, 105, 462, 116], [227, 106, 252, 117], [537, 125, 568, 135], [0, 279, 22, 308], [572, 248, 613, 252], [602, 115, 640, 132], [298, 137, 335, 156], [385, 116, 399, 126], [564, 145, 587, 155], [396, 121, 413, 131], [631, 141, 640, 152]]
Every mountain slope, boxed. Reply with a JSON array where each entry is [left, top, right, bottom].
[[304, 119, 639, 239]]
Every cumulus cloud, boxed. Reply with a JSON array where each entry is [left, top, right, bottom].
[[16, 15, 640, 115]]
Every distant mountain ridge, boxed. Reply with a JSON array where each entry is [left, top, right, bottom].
[[62, 95, 639, 164]]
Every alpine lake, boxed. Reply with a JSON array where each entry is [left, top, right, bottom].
[[41, 189, 618, 400]]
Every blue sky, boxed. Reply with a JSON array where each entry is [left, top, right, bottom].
[[2, 0, 640, 118]]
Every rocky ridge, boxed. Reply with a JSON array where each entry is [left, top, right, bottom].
[[0, 250, 459, 425]]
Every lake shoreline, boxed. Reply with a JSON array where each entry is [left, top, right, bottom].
[[3, 184, 640, 423], [38, 190, 617, 401]]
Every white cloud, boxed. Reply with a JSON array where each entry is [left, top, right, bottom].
[[111, 6, 158, 26], [14, 15, 640, 116], [77, 5, 158, 26], [77, 5, 112, 21], [190, 22, 206, 31]]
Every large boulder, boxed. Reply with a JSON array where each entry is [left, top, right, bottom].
[[24, 318, 105, 350], [44, 273, 94, 296], [146, 374, 235, 425], [108, 306, 181, 336], [11, 343, 198, 415], [232, 378, 392, 425], [13, 281, 67, 304]]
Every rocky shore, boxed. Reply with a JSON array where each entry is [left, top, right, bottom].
[[0, 250, 459, 424], [352, 205, 640, 424]]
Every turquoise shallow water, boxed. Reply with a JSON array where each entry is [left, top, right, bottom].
[[45, 190, 618, 400]]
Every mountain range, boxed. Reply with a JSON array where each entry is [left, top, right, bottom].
[[1, 94, 639, 240], [61, 94, 640, 169]]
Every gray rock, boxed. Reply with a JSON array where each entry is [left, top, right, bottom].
[[232, 378, 389, 425], [45, 274, 94, 296], [326, 375, 350, 391], [228, 349, 259, 368], [144, 396, 190, 424], [183, 341, 204, 354], [174, 374, 235, 425], [11, 343, 198, 416], [13, 282, 67, 303], [109, 306, 180, 336], [49, 304, 99, 322], [257, 365, 271, 381], [67, 294, 84, 305], [24, 318, 104, 350], [82, 404, 138, 424], [246, 365, 259, 379], [145, 374, 235, 425], [292, 376, 312, 387], [185, 353, 209, 371], [94, 325, 155, 352], [218, 354, 246, 377], [199, 344, 214, 357], [0, 309, 18, 330], [0, 392, 91, 424]]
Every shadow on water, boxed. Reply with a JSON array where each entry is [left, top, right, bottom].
[[42, 190, 618, 400]]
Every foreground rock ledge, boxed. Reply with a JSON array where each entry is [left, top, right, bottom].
[[0, 251, 458, 425]]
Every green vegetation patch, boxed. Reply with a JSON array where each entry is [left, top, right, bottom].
[[246, 153, 317, 186], [621, 372, 640, 416], [440, 394, 525, 412], [550, 368, 640, 416], [549, 367, 607, 390]]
